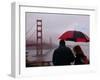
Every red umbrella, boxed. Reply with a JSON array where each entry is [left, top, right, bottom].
[[59, 30, 89, 42]]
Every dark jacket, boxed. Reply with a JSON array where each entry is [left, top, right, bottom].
[[75, 54, 89, 65], [53, 45, 75, 65], [75, 55, 84, 65]]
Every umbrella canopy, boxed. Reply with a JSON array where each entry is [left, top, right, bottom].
[[59, 30, 89, 42]]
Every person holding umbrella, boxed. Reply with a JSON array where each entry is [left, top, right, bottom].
[[53, 30, 89, 66], [52, 40, 75, 65]]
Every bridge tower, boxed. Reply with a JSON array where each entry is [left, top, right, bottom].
[[36, 19, 43, 56]]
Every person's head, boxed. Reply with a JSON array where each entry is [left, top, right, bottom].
[[73, 45, 81, 52], [59, 40, 65, 46], [73, 45, 84, 57]]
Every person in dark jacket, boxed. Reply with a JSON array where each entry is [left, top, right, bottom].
[[73, 45, 89, 65], [53, 40, 75, 65]]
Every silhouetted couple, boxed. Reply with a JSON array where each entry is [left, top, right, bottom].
[[53, 40, 89, 65]]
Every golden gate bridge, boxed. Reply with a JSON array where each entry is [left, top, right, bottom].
[[26, 19, 53, 67]]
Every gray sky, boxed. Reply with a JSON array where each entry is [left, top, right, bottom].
[[26, 12, 89, 45]]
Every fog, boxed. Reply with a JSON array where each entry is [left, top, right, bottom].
[[26, 12, 89, 45], [26, 12, 90, 63]]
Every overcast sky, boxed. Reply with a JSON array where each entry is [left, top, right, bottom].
[[26, 12, 89, 45]]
